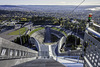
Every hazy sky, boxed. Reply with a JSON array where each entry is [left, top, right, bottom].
[[0, 0, 100, 5]]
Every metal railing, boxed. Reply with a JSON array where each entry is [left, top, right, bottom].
[[83, 29, 100, 67]]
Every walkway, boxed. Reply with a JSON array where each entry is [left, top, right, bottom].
[[38, 44, 49, 58], [13, 59, 66, 67], [57, 57, 83, 67]]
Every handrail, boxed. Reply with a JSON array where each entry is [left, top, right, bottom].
[[84, 56, 93, 67], [86, 27, 100, 37], [93, 23, 100, 28], [0, 37, 38, 60], [83, 27, 100, 67]]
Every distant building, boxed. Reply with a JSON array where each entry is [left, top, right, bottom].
[[15, 24, 21, 29], [71, 20, 79, 24], [10, 21, 17, 26]]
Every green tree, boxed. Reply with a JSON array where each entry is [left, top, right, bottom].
[[66, 35, 75, 44], [77, 38, 80, 45], [71, 45, 76, 50]]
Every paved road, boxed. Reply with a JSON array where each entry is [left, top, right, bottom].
[[0, 23, 35, 41], [0, 28, 20, 41]]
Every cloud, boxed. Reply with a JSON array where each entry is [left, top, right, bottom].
[[59, 2, 67, 5], [61, 2, 66, 4], [92, 2, 100, 5]]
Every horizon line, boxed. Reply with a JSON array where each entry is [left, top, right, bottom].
[[0, 4, 100, 6]]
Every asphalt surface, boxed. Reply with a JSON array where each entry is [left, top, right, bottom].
[[39, 44, 49, 58], [0, 28, 20, 41], [0, 23, 34, 41], [44, 27, 51, 43], [13, 59, 66, 67]]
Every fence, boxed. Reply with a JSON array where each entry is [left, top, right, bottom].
[[83, 28, 100, 67]]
